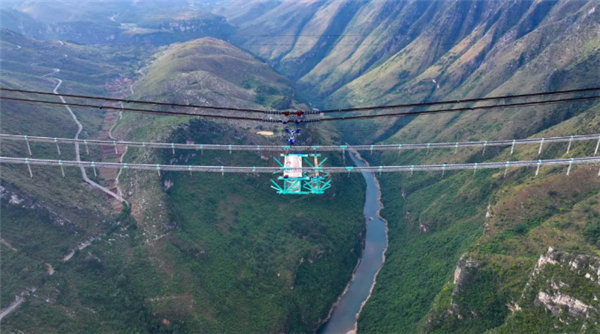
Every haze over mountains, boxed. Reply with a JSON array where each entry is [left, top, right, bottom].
[[1, 1, 234, 44], [1, 1, 600, 333]]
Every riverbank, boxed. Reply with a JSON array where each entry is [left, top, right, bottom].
[[318, 150, 389, 334], [351, 150, 390, 333]]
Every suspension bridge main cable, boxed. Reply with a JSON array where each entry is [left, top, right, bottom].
[[1, 94, 600, 123], [2, 86, 600, 115], [3, 133, 599, 154], [319, 87, 600, 114], [321, 95, 600, 121], [0, 96, 267, 122], [0, 88, 288, 115]]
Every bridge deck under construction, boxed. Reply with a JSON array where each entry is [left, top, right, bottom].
[[2, 156, 599, 175]]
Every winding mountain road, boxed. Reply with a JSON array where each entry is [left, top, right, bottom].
[[0, 70, 128, 322], [107, 71, 142, 198], [0, 296, 25, 321], [44, 69, 125, 203]]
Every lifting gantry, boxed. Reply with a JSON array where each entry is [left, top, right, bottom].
[[271, 153, 331, 195], [271, 110, 332, 195]]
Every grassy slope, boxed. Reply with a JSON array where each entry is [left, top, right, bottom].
[[131, 37, 293, 111]]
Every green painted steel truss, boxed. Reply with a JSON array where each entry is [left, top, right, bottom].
[[271, 153, 332, 195]]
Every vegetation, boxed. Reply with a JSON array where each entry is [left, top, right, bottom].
[[143, 120, 366, 332], [1, 204, 182, 333], [129, 37, 293, 113], [355, 106, 600, 333], [3, 1, 600, 333], [583, 222, 600, 247]]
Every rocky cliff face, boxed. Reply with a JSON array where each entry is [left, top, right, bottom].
[[130, 9, 235, 44], [532, 248, 600, 318], [424, 246, 600, 333], [502, 247, 600, 333]]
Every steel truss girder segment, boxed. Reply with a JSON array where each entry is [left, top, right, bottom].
[[271, 178, 311, 195], [4, 156, 600, 173], [303, 176, 331, 194], [5, 133, 599, 154], [271, 153, 332, 195]]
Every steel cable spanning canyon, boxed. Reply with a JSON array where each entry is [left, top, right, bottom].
[[2, 133, 599, 154], [2, 156, 600, 175], [2, 86, 600, 114], [2, 94, 600, 122]]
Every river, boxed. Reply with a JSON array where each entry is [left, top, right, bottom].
[[319, 152, 389, 334]]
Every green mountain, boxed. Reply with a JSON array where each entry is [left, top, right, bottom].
[[131, 37, 293, 110]]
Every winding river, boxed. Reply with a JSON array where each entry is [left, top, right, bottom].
[[319, 152, 389, 334]]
